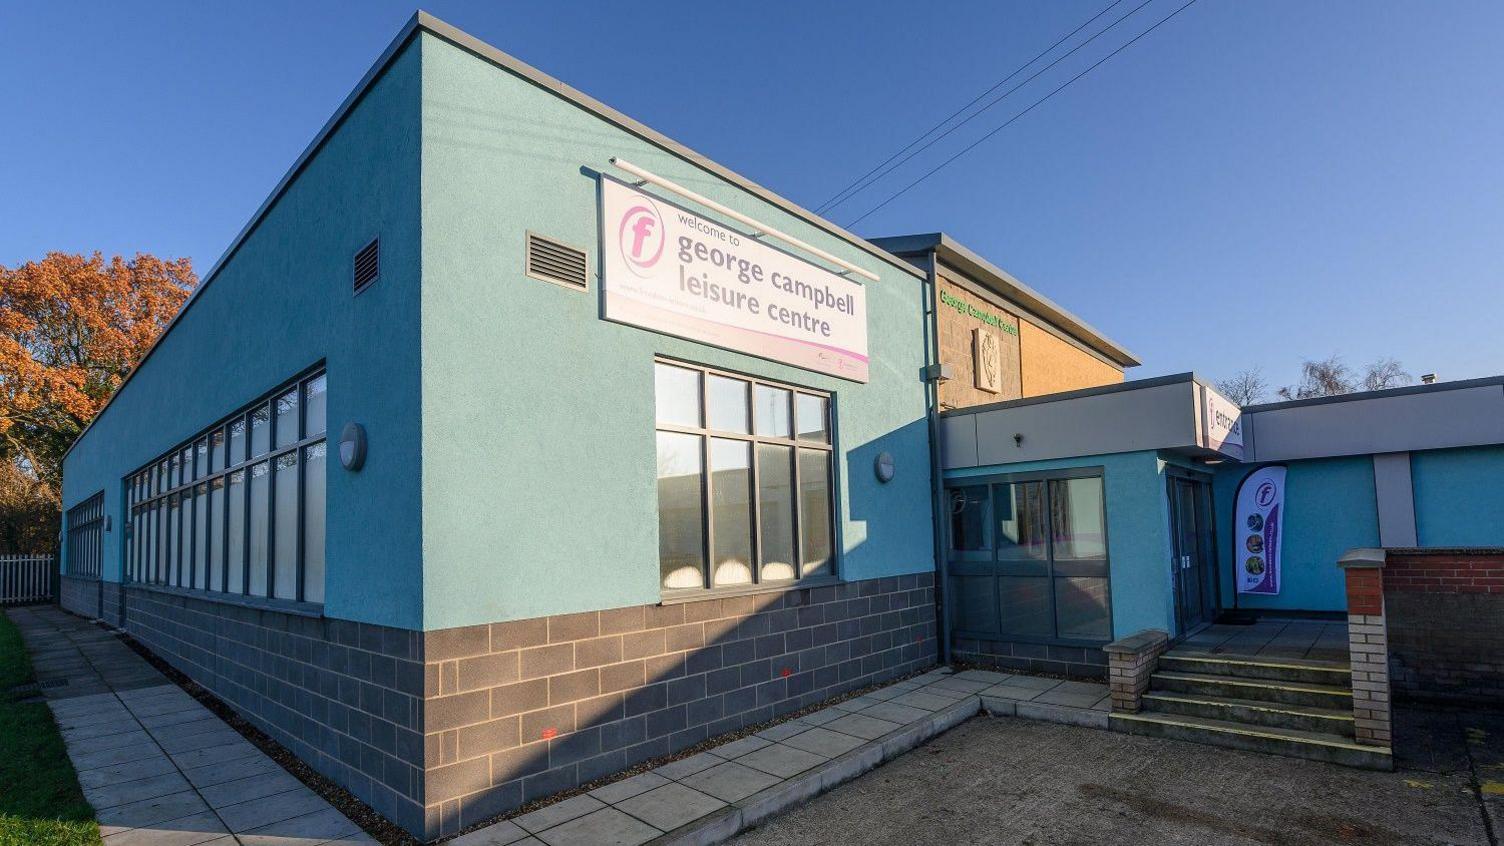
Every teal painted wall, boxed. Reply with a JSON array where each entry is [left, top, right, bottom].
[[1411, 444, 1504, 547], [1214, 456, 1378, 613], [416, 35, 934, 630], [946, 450, 1179, 639], [60, 43, 425, 630]]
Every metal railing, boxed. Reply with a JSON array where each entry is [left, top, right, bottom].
[[0, 553, 55, 605]]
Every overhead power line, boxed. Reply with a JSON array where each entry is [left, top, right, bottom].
[[815, 0, 1126, 215], [846, 0, 1201, 228]]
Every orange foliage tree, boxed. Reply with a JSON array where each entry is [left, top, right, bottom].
[[0, 252, 195, 549]]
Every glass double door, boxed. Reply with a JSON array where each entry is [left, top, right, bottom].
[[1168, 474, 1218, 633]]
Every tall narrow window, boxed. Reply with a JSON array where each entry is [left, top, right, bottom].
[[209, 476, 225, 591], [272, 452, 299, 600], [654, 360, 835, 593], [248, 461, 269, 596], [303, 442, 326, 604], [226, 470, 245, 594]]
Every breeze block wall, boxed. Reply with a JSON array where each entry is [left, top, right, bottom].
[[1383, 548, 1504, 705], [418, 574, 937, 839], [123, 585, 430, 834], [60, 574, 98, 618]]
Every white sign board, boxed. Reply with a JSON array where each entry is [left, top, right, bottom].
[[1234, 465, 1285, 595], [1202, 386, 1245, 460], [601, 178, 869, 382]]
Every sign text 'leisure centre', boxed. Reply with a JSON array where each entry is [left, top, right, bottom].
[[601, 178, 870, 382]]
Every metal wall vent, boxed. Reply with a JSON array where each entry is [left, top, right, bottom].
[[353, 238, 380, 293], [525, 233, 588, 291]]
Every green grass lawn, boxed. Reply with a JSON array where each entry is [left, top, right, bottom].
[[0, 611, 99, 846]]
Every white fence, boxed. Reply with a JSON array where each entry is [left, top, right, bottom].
[[0, 554, 54, 605]]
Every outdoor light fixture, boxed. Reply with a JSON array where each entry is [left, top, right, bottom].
[[339, 422, 367, 471], [1014, 433, 1024, 447], [874, 451, 895, 483]]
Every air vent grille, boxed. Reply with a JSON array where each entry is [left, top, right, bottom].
[[526, 233, 588, 291], [353, 238, 380, 293]]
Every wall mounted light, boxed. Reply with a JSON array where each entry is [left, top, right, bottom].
[[1013, 433, 1024, 447], [340, 423, 367, 471], [873, 451, 896, 484]]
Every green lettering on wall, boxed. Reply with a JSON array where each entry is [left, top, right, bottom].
[[939, 290, 1019, 336]]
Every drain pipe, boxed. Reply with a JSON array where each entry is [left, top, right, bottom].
[[921, 257, 952, 665]]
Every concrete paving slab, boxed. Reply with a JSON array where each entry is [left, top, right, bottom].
[[155, 728, 248, 754], [779, 727, 867, 759], [97, 790, 211, 837], [822, 712, 902, 741], [196, 770, 307, 809], [615, 782, 726, 831], [979, 683, 1044, 702], [1032, 689, 1108, 708], [754, 719, 813, 742], [953, 670, 1012, 684], [101, 809, 228, 846], [653, 751, 724, 780], [77, 756, 179, 789], [217, 787, 331, 833], [927, 677, 993, 694], [513, 794, 607, 834], [679, 761, 782, 802], [449, 818, 532, 845], [236, 806, 361, 846], [708, 735, 772, 759], [534, 807, 660, 846], [888, 690, 956, 711], [860, 702, 933, 725], [589, 772, 670, 805], [73, 741, 169, 772], [734, 743, 828, 778], [180, 754, 282, 789], [167, 739, 264, 770]]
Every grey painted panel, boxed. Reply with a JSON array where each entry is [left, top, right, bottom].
[[1246, 385, 1504, 462], [1371, 453, 1417, 548], [940, 414, 979, 470], [970, 381, 1199, 467]]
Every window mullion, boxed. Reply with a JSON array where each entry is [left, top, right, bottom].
[[750, 439, 763, 585], [700, 433, 712, 590]]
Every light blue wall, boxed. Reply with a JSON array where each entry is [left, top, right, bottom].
[[60, 43, 426, 630], [1411, 444, 1504, 547], [1214, 456, 1378, 613], [416, 34, 934, 630], [946, 450, 1179, 639]]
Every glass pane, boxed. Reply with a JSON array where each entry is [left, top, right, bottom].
[[273, 452, 298, 599], [706, 375, 749, 433], [656, 431, 705, 589], [303, 442, 326, 604], [305, 374, 327, 436], [799, 448, 833, 578], [998, 575, 1052, 636], [195, 439, 208, 480], [228, 418, 246, 466], [710, 438, 753, 586], [168, 453, 181, 491], [195, 484, 208, 589], [1055, 576, 1111, 640], [131, 511, 141, 581], [180, 448, 193, 485], [654, 363, 700, 428], [757, 444, 796, 581], [226, 470, 245, 594], [248, 461, 269, 596], [753, 385, 791, 437], [209, 428, 224, 473], [250, 405, 271, 458], [796, 394, 829, 443], [209, 477, 224, 591], [1050, 477, 1106, 560], [275, 389, 299, 448], [996, 481, 1049, 561], [167, 495, 181, 586], [947, 486, 988, 551], [951, 575, 998, 634], [157, 461, 167, 493]]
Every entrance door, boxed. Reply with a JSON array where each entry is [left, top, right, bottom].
[[1168, 474, 1218, 633]]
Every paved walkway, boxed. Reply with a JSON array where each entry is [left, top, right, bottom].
[[452, 668, 1111, 846], [1178, 618, 1350, 663], [7, 604, 374, 846]]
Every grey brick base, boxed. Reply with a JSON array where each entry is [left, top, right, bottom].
[[954, 636, 1107, 680], [60, 574, 99, 618]]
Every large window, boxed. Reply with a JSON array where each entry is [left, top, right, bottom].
[[126, 369, 327, 604], [65, 492, 105, 579], [654, 360, 835, 593], [946, 470, 1111, 643]]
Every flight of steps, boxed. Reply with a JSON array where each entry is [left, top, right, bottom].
[[1109, 649, 1393, 770]]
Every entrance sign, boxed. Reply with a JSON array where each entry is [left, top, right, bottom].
[[1233, 465, 1285, 595], [1202, 386, 1245, 460], [601, 178, 869, 382]]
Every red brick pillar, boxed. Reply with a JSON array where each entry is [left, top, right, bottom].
[[1103, 629, 1169, 713], [1339, 548, 1391, 748]]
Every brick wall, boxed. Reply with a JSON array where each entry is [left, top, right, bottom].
[[1383, 549, 1504, 705], [123, 585, 428, 834], [936, 274, 1021, 410], [953, 636, 1108, 679], [1018, 319, 1123, 397], [419, 573, 936, 840], [60, 574, 98, 618]]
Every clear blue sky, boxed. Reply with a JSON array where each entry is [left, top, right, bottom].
[[3, 1, 1501, 393]]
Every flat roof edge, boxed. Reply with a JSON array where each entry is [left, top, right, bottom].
[[872, 232, 1141, 367], [940, 372, 1197, 418], [63, 9, 928, 464]]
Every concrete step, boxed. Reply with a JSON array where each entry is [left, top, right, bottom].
[[1150, 671, 1352, 710], [1141, 692, 1355, 737], [1110, 711, 1392, 770], [1159, 652, 1351, 687]]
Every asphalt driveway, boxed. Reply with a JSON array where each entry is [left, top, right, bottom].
[[732, 706, 1503, 846]]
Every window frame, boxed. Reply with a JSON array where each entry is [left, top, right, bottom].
[[123, 365, 327, 609], [654, 357, 840, 600], [65, 491, 105, 580], [944, 466, 1112, 646]]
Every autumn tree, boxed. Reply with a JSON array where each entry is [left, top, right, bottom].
[[0, 251, 195, 550]]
